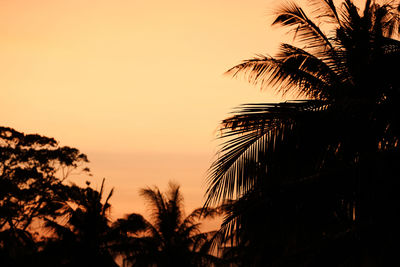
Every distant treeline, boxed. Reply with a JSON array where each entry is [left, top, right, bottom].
[[0, 126, 222, 267]]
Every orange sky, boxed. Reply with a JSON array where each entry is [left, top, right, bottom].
[[0, 0, 288, 220]]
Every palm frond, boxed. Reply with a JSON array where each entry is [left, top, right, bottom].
[[226, 52, 332, 99], [273, 0, 333, 49], [309, 0, 341, 25], [178, 222, 201, 241], [166, 181, 182, 205], [165, 182, 183, 223], [340, 0, 362, 31], [177, 208, 202, 232], [372, 2, 400, 37], [139, 186, 167, 224], [221, 100, 326, 132], [206, 101, 328, 206]]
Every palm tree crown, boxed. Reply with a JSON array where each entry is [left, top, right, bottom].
[[120, 182, 219, 267], [206, 0, 400, 265], [206, 0, 400, 206], [42, 179, 118, 267]]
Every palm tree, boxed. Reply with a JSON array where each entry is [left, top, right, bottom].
[[207, 0, 400, 265], [41, 179, 119, 267], [119, 182, 221, 267]]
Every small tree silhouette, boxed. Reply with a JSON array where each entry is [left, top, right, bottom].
[[42, 179, 119, 267], [118, 182, 221, 267]]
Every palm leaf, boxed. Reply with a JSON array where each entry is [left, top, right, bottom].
[[309, 0, 341, 25], [226, 48, 334, 99], [139, 186, 167, 226], [273, 0, 333, 49], [206, 101, 328, 206]]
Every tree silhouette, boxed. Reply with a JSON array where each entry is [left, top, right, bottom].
[[41, 179, 119, 267], [206, 0, 400, 266], [119, 182, 220, 267], [0, 126, 90, 266]]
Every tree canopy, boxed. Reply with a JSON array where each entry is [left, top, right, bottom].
[[0, 126, 91, 266]]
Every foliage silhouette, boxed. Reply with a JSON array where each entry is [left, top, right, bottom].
[[118, 182, 221, 267], [0, 127, 221, 267], [40, 179, 119, 267], [0, 126, 90, 266], [206, 0, 400, 266]]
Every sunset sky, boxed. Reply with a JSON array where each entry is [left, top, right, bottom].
[[0, 0, 288, 219]]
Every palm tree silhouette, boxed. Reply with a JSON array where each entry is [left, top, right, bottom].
[[41, 179, 119, 267], [207, 0, 400, 265], [119, 182, 220, 267]]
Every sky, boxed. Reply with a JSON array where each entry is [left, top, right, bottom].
[[0, 0, 289, 221]]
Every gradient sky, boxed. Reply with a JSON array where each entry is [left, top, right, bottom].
[[0, 0, 290, 220]]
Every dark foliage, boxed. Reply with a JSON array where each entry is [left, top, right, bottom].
[[40, 179, 119, 267], [0, 126, 90, 266], [207, 0, 400, 266], [0, 127, 221, 267], [118, 182, 221, 267]]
